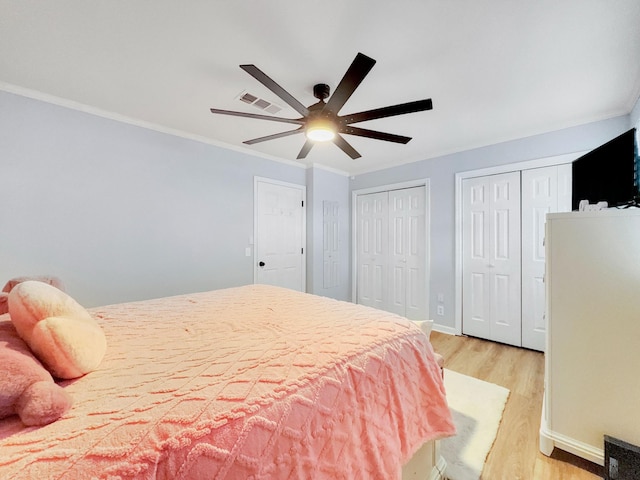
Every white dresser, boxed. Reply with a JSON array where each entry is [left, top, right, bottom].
[[540, 209, 640, 465]]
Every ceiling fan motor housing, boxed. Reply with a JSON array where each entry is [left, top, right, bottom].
[[313, 83, 331, 100]]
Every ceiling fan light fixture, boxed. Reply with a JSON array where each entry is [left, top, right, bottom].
[[210, 53, 434, 159], [305, 118, 336, 142]]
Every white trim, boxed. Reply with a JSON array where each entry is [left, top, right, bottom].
[[430, 455, 448, 480], [351, 178, 427, 197], [351, 179, 431, 319], [254, 176, 307, 191], [1, 82, 307, 171], [453, 151, 588, 335], [431, 323, 458, 336], [539, 425, 604, 466], [402, 440, 446, 480], [455, 151, 587, 180], [308, 162, 350, 177], [253, 176, 307, 291]]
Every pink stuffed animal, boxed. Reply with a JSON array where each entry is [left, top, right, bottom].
[[0, 321, 72, 426], [0, 292, 7, 315], [0, 276, 65, 315], [8, 281, 107, 379]]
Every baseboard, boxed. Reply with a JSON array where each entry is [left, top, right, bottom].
[[403, 440, 446, 480], [431, 323, 458, 336], [428, 455, 447, 480], [539, 425, 604, 465]]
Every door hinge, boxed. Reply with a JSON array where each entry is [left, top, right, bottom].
[[301, 200, 304, 207], [301, 248, 304, 254]]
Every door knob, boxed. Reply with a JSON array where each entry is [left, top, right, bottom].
[[258, 261, 265, 267]]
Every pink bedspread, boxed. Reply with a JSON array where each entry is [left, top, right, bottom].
[[0, 284, 454, 479]]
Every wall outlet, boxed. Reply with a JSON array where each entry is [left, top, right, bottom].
[[605, 435, 640, 480], [437, 293, 444, 303], [437, 305, 444, 316], [609, 458, 619, 479]]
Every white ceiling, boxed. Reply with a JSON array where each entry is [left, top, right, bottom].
[[1, 1, 639, 175]]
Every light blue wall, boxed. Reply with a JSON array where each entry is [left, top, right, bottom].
[[351, 115, 631, 330], [3, 88, 635, 321], [631, 94, 640, 130], [306, 166, 350, 301], [0, 91, 306, 307]]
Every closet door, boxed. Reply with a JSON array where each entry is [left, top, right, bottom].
[[462, 172, 521, 346], [521, 164, 571, 351], [356, 186, 427, 320], [388, 187, 427, 319], [323, 201, 340, 289], [356, 192, 389, 311]]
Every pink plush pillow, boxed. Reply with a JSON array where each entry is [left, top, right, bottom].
[[2, 275, 65, 294], [1, 276, 65, 315], [8, 281, 107, 380], [0, 320, 72, 426], [0, 292, 7, 315]]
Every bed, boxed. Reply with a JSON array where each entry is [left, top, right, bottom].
[[0, 284, 454, 479]]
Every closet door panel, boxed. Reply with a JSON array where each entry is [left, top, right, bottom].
[[521, 165, 572, 351], [463, 172, 521, 346], [356, 186, 427, 320], [389, 187, 426, 319], [356, 192, 389, 310], [462, 178, 492, 339], [322, 201, 340, 289], [489, 172, 521, 346], [388, 193, 407, 315], [405, 187, 427, 320]]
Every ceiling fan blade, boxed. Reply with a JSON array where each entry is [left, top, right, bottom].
[[340, 126, 412, 144], [243, 128, 304, 145], [341, 99, 433, 125], [324, 53, 376, 115], [240, 65, 310, 117], [333, 134, 361, 159], [209, 108, 304, 126], [296, 139, 314, 159]]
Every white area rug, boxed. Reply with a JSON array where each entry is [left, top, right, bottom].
[[441, 369, 510, 480]]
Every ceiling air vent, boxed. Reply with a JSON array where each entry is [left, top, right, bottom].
[[237, 91, 283, 115]]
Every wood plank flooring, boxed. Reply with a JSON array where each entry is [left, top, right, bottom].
[[429, 331, 604, 480]]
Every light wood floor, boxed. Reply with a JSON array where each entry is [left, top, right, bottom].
[[429, 332, 604, 480]]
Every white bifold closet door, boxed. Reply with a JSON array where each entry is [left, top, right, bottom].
[[322, 200, 340, 289], [520, 165, 572, 350], [462, 172, 522, 346], [356, 187, 426, 320], [462, 165, 571, 350], [356, 191, 388, 312]]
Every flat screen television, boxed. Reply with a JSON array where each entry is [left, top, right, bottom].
[[571, 128, 638, 210]]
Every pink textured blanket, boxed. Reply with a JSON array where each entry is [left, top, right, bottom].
[[0, 285, 454, 479]]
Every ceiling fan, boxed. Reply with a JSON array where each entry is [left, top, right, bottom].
[[210, 52, 433, 160]]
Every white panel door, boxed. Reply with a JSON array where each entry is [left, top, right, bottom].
[[323, 200, 340, 289], [462, 172, 521, 346], [521, 164, 571, 351], [388, 187, 427, 319], [255, 180, 305, 291], [356, 187, 427, 319], [356, 192, 388, 310]]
